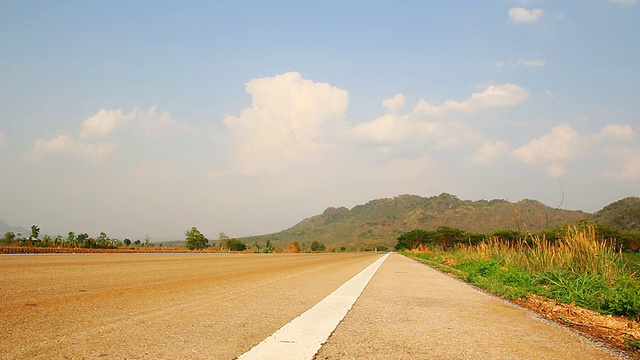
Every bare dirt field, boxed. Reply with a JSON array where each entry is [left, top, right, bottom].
[[1, 252, 380, 359]]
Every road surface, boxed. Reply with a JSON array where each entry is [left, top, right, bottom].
[[0, 252, 625, 359]]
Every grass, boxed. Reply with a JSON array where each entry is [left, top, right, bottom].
[[626, 252, 640, 273], [403, 225, 640, 320]]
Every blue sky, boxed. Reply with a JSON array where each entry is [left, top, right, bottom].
[[1, 0, 638, 240]]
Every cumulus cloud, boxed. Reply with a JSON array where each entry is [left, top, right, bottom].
[[511, 123, 638, 179], [382, 93, 406, 114], [512, 124, 579, 163], [509, 7, 544, 24], [602, 146, 640, 180], [222, 71, 349, 175], [352, 83, 527, 155], [33, 135, 116, 160], [80, 108, 137, 139], [413, 83, 530, 117], [138, 105, 192, 137], [34, 105, 190, 162], [470, 141, 511, 164]]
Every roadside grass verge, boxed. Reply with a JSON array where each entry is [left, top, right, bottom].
[[402, 225, 640, 320]]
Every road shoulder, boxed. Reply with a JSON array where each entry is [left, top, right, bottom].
[[315, 253, 626, 360]]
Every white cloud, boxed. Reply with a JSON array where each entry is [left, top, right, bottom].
[[80, 108, 137, 139], [511, 123, 638, 179], [138, 105, 192, 138], [591, 124, 635, 142], [602, 146, 640, 180], [608, 0, 637, 6], [382, 93, 406, 114], [470, 141, 511, 164], [547, 163, 567, 178], [352, 83, 526, 154], [222, 71, 349, 175], [512, 124, 579, 163], [509, 7, 544, 24], [33, 135, 116, 160], [413, 83, 530, 117], [516, 58, 546, 67]]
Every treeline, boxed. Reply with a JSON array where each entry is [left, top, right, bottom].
[[1, 225, 159, 249], [184, 227, 329, 253], [395, 219, 640, 252]]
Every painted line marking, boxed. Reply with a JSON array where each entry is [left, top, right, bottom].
[[237, 252, 391, 360]]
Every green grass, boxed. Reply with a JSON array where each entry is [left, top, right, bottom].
[[626, 253, 640, 273], [403, 226, 640, 320]]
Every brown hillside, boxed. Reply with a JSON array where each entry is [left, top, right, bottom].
[[243, 193, 591, 251]]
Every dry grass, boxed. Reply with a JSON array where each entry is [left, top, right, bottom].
[[455, 225, 631, 283]]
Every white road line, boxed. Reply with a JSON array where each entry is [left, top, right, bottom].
[[237, 252, 391, 360]]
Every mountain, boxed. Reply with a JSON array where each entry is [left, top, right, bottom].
[[0, 219, 29, 237], [593, 196, 640, 231], [243, 193, 591, 251]]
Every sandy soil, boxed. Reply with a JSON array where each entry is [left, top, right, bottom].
[[1, 252, 379, 359]]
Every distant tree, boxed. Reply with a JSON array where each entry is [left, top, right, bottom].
[[395, 229, 432, 250], [310, 241, 326, 252], [435, 226, 465, 251], [134, 239, 141, 246], [185, 227, 208, 250], [227, 238, 247, 251], [219, 232, 229, 250], [123, 238, 131, 246], [76, 233, 89, 247], [145, 235, 151, 247], [4, 231, 15, 242], [42, 234, 52, 246], [265, 240, 275, 253], [490, 229, 522, 244], [67, 232, 76, 247], [54, 235, 62, 247], [30, 225, 40, 240]]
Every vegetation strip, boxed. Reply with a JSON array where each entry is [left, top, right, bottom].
[[238, 253, 390, 360]]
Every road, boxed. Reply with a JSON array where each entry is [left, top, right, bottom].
[[0, 252, 626, 359]]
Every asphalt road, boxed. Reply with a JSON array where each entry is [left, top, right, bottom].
[[1, 252, 626, 359]]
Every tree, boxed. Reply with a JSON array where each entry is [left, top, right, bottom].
[[435, 226, 465, 251], [311, 241, 326, 252], [219, 232, 229, 250], [185, 227, 208, 250], [4, 232, 15, 242], [227, 238, 247, 251], [123, 238, 131, 246], [67, 232, 76, 247], [134, 239, 141, 246], [30, 225, 40, 240], [265, 240, 275, 253], [395, 229, 433, 250]]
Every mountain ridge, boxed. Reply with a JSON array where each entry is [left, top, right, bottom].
[[243, 193, 638, 250]]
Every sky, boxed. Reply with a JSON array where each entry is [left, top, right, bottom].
[[1, 1, 639, 241]]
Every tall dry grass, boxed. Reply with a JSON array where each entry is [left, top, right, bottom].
[[457, 225, 631, 283]]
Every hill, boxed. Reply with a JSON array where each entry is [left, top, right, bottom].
[[243, 193, 591, 251], [0, 219, 29, 237], [592, 196, 640, 231]]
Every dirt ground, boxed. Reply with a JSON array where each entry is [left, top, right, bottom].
[[0, 252, 380, 359]]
